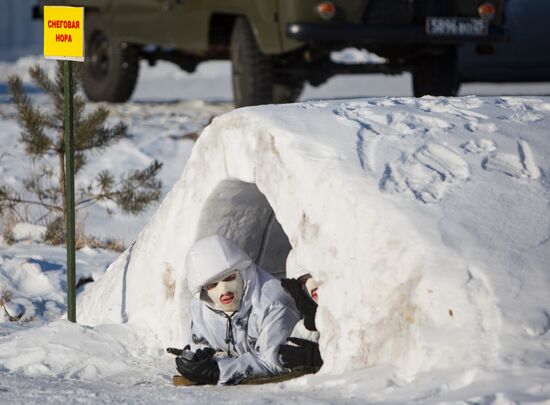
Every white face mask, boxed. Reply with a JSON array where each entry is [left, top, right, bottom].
[[205, 271, 244, 314], [304, 277, 320, 303]]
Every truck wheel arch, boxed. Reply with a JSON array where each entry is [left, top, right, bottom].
[[208, 8, 282, 55]]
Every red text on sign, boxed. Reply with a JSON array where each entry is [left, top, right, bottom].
[[56, 34, 73, 42], [47, 20, 80, 29]]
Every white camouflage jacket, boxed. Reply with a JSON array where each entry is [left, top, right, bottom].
[[185, 235, 299, 385]]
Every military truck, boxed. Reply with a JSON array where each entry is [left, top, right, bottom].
[[35, 0, 507, 106]]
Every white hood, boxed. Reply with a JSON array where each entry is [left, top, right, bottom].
[[285, 249, 309, 280], [185, 234, 253, 297]]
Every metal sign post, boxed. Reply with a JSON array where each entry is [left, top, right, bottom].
[[44, 6, 85, 323], [64, 60, 76, 322]]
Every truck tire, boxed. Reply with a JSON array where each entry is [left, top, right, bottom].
[[83, 14, 139, 102], [230, 17, 273, 107], [412, 53, 460, 97], [272, 81, 304, 104]]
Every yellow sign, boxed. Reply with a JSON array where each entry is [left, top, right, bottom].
[[44, 6, 85, 62]]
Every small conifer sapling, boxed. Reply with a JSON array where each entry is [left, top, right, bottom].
[[1, 62, 163, 244]]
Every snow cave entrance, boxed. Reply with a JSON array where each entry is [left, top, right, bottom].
[[195, 179, 291, 278]]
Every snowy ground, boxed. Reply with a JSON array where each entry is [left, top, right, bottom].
[[1, 55, 550, 404]]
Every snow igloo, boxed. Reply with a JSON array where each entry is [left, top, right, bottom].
[[77, 97, 550, 381]]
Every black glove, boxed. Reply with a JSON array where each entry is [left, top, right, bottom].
[[175, 355, 220, 385], [281, 278, 318, 331], [192, 347, 216, 361], [279, 337, 323, 369]]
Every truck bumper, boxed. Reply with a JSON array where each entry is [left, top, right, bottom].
[[286, 23, 508, 45]]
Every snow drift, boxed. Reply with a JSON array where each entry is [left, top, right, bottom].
[[17, 97, 550, 387]]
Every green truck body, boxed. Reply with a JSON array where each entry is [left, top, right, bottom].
[[36, 0, 507, 105]]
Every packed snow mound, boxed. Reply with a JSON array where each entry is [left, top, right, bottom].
[[0, 244, 118, 324], [74, 96, 549, 382], [0, 320, 169, 382]]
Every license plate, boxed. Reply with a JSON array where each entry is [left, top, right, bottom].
[[426, 17, 488, 36]]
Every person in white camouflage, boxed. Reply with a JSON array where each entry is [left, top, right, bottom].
[[175, 234, 299, 385], [278, 250, 323, 370]]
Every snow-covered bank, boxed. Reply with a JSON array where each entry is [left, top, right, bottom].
[[1, 86, 550, 401], [0, 320, 166, 380], [9, 96, 541, 399], [0, 243, 119, 326]]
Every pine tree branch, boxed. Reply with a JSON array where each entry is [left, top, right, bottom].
[[22, 163, 62, 207], [76, 108, 129, 151], [74, 161, 163, 215], [8, 75, 53, 156], [114, 160, 163, 215], [76, 193, 114, 207], [4, 61, 163, 229], [29, 64, 64, 130], [29, 64, 56, 95], [72, 94, 87, 130], [52, 62, 68, 125], [120, 160, 163, 194], [0, 196, 62, 212], [74, 152, 87, 174]]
